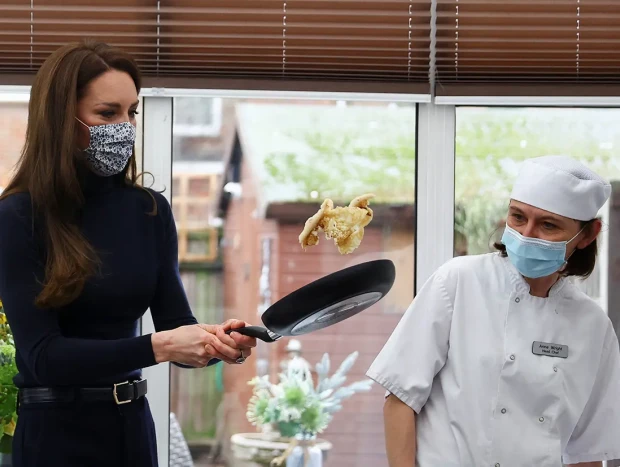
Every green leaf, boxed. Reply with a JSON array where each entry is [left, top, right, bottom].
[[277, 421, 300, 438], [0, 432, 12, 454], [0, 386, 17, 417]]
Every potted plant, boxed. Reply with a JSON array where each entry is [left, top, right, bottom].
[[232, 351, 373, 467], [0, 300, 18, 458]]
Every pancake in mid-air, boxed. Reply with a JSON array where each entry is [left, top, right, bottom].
[[298, 193, 375, 255]]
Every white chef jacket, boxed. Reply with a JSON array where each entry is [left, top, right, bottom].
[[367, 252, 620, 467]]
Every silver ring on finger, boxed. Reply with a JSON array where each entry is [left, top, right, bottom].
[[235, 349, 246, 364]]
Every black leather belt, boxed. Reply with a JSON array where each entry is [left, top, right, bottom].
[[18, 379, 147, 408]]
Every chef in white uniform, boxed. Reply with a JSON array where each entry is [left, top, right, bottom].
[[367, 156, 620, 467]]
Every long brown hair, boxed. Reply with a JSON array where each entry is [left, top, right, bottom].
[[0, 40, 148, 309]]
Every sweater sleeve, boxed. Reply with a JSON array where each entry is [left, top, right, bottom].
[[147, 191, 218, 368], [148, 191, 198, 331], [0, 195, 158, 386]]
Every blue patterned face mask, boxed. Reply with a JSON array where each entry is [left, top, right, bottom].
[[501, 224, 585, 279], [76, 118, 136, 177]]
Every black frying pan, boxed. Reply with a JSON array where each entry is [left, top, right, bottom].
[[226, 259, 396, 342]]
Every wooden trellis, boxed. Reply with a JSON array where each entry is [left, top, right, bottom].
[[172, 172, 220, 263]]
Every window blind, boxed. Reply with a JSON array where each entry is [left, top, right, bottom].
[[0, 0, 431, 94], [434, 0, 620, 96], [2, 0, 620, 96]]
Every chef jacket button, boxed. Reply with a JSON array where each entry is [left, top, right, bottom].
[[509, 354, 515, 361], [495, 463, 501, 467], [515, 297, 520, 303], [539, 417, 545, 423], [501, 408, 507, 414], [553, 366, 558, 372]]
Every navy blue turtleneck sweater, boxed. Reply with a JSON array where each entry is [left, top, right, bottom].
[[0, 172, 199, 388]]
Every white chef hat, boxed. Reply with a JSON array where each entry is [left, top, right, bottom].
[[510, 155, 611, 221]]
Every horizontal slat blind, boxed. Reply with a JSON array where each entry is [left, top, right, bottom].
[[434, 0, 620, 96], [0, 0, 157, 70], [4, 0, 620, 95], [0, 0, 431, 94]]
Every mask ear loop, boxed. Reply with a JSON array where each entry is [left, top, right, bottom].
[[75, 117, 88, 127], [75, 117, 91, 152]]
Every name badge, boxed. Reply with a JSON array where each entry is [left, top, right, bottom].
[[532, 341, 568, 359]]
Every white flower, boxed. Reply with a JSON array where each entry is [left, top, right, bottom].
[[278, 407, 302, 423], [269, 384, 284, 398], [245, 351, 373, 436]]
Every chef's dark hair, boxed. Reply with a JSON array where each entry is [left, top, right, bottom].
[[494, 219, 598, 278]]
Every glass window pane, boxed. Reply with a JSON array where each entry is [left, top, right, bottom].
[[174, 97, 215, 126], [454, 106, 619, 307], [171, 98, 416, 467], [0, 99, 29, 193], [0, 96, 28, 466], [173, 97, 223, 148]]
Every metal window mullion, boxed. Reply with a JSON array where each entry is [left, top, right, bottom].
[[415, 103, 456, 293], [141, 96, 173, 467]]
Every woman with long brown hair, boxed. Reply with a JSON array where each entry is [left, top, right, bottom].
[[0, 41, 256, 466]]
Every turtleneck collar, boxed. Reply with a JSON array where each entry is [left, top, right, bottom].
[[79, 167, 125, 197]]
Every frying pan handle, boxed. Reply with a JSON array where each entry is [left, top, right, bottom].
[[225, 325, 273, 341]]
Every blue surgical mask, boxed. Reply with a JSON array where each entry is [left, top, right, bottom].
[[501, 224, 584, 279]]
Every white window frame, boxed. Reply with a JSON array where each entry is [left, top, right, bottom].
[[435, 95, 620, 107], [0, 83, 432, 466], [141, 96, 173, 466], [4, 82, 616, 467], [142, 90, 431, 466], [141, 86, 431, 104], [415, 103, 456, 292], [0, 85, 30, 102]]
